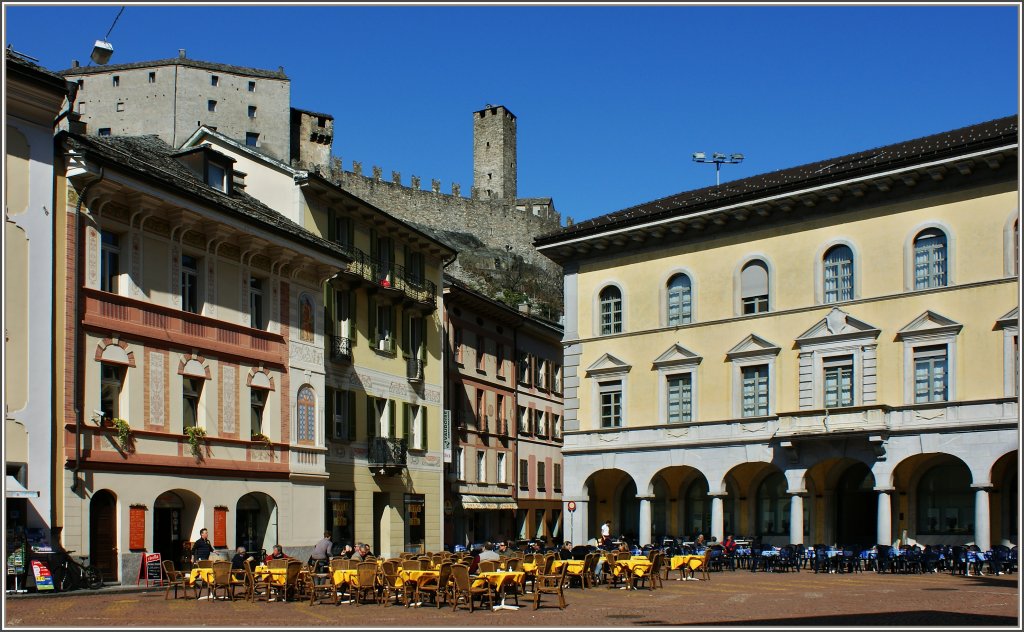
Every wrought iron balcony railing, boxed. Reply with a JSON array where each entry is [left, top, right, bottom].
[[330, 335, 352, 362], [368, 437, 407, 471], [332, 240, 437, 307]]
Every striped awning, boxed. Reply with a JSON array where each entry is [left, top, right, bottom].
[[460, 494, 517, 510]]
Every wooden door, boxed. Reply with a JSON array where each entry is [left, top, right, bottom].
[[90, 491, 118, 580]]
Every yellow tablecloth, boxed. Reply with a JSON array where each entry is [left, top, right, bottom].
[[551, 560, 585, 574], [473, 571, 525, 593], [670, 555, 705, 571], [521, 562, 538, 573], [254, 565, 289, 585], [189, 567, 215, 585], [332, 569, 359, 585], [613, 559, 653, 577]]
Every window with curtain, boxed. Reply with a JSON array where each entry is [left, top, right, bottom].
[[666, 274, 693, 325], [914, 228, 947, 289], [667, 373, 692, 423], [250, 388, 267, 437], [740, 260, 769, 314], [181, 254, 200, 314], [823, 245, 854, 303], [599, 286, 623, 334], [100, 364, 124, 420], [914, 345, 948, 403], [249, 277, 265, 330], [741, 365, 769, 417], [182, 377, 202, 430], [823, 356, 854, 408]]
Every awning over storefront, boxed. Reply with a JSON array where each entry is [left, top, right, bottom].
[[460, 494, 517, 510], [5, 476, 39, 499]]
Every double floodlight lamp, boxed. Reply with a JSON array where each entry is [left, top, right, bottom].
[[692, 151, 745, 186]]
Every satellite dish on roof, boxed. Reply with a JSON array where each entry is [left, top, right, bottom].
[[90, 40, 114, 65]]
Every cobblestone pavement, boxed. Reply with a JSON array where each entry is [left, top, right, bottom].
[[4, 570, 1019, 628]]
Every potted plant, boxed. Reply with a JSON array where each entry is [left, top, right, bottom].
[[251, 432, 272, 445], [184, 426, 206, 458], [111, 418, 133, 452]]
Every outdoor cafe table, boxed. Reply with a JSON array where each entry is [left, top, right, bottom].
[[612, 558, 653, 587], [550, 560, 584, 574], [188, 566, 215, 590], [670, 555, 705, 573], [473, 571, 525, 610]]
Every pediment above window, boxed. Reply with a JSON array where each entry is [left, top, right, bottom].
[[585, 353, 632, 377], [896, 310, 963, 340], [996, 307, 1018, 330], [652, 343, 702, 369], [725, 334, 780, 360], [796, 307, 881, 347]]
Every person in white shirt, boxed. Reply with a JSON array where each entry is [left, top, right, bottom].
[[600, 521, 612, 547]]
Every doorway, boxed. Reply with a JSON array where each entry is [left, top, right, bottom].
[[153, 492, 184, 569], [836, 463, 876, 547], [89, 490, 118, 581]]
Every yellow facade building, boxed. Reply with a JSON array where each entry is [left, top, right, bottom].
[[537, 116, 1019, 550]]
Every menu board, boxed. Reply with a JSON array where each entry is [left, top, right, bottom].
[[213, 508, 227, 548], [30, 559, 54, 591], [129, 507, 146, 551], [137, 552, 162, 586]]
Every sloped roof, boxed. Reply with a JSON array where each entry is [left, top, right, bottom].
[[536, 115, 1018, 245], [6, 50, 72, 92], [62, 133, 349, 262], [58, 57, 287, 80]]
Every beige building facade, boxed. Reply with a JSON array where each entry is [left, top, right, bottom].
[[537, 116, 1019, 550]]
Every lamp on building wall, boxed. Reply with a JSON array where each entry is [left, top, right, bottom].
[[692, 151, 745, 187]]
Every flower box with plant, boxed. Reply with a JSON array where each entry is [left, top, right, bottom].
[[251, 432, 272, 445], [111, 418, 133, 452], [184, 426, 206, 458]]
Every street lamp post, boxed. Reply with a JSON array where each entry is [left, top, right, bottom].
[[692, 152, 745, 186]]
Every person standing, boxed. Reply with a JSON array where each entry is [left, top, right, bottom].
[[601, 521, 612, 548], [191, 528, 214, 565]]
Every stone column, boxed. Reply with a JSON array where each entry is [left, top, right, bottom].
[[973, 485, 991, 551], [875, 488, 893, 546], [638, 496, 653, 547], [710, 495, 725, 544], [788, 492, 804, 545]]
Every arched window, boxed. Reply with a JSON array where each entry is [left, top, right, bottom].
[[740, 260, 769, 314], [823, 245, 854, 303], [917, 462, 973, 535], [756, 472, 789, 536], [666, 274, 693, 326], [913, 228, 947, 289], [599, 286, 622, 335], [296, 385, 316, 443]]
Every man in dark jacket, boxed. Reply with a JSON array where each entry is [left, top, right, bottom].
[[191, 528, 214, 564]]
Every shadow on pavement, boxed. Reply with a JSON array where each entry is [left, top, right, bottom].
[[688, 611, 1017, 627]]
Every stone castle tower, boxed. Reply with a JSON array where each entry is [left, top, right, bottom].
[[472, 105, 517, 201]]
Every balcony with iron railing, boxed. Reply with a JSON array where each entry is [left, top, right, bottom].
[[333, 242, 437, 309], [368, 437, 407, 474], [330, 335, 352, 362]]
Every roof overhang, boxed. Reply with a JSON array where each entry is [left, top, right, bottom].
[[6, 476, 39, 499]]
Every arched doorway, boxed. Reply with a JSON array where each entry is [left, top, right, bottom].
[[617, 479, 639, 544], [835, 463, 876, 546], [236, 492, 278, 556], [916, 461, 974, 543], [89, 490, 118, 581], [683, 477, 710, 539], [153, 492, 186, 569]]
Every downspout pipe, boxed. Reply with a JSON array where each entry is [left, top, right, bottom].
[[439, 251, 456, 548], [71, 163, 104, 490]]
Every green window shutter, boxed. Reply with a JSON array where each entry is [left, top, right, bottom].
[[420, 407, 427, 451], [388, 400, 397, 438], [366, 396, 377, 439], [369, 298, 377, 346], [326, 388, 335, 440], [348, 392, 357, 441], [401, 311, 411, 357], [418, 318, 427, 361]]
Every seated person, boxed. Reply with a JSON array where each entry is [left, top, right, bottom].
[[264, 544, 286, 565], [231, 546, 254, 571]]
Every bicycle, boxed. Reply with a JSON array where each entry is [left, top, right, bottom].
[[57, 550, 104, 591]]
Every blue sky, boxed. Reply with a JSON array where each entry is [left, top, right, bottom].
[[4, 4, 1020, 223]]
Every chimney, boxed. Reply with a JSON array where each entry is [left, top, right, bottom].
[[179, 49, 186, 59], [72, 60, 80, 68]]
